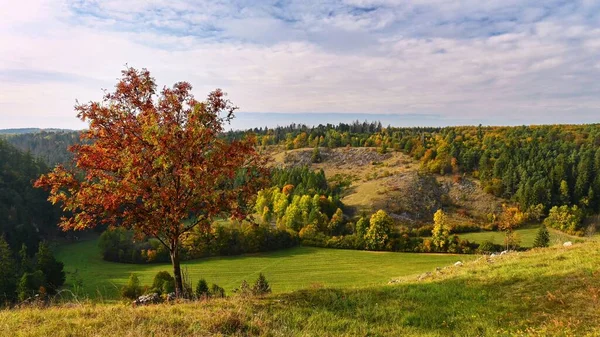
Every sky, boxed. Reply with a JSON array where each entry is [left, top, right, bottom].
[[1, 0, 599, 130]]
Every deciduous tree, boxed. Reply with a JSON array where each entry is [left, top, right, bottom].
[[35, 68, 267, 296]]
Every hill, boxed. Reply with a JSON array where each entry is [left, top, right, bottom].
[[0, 128, 73, 135], [269, 146, 504, 227], [1, 130, 80, 167], [3, 241, 598, 336]]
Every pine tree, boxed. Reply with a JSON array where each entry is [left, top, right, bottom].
[[252, 273, 271, 295], [0, 236, 17, 302], [18, 243, 31, 275], [195, 279, 209, 298], [35, 242, 65, 292], [533, 224, 550, 248]]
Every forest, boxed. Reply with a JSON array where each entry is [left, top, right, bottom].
[[0, 139, 65, 302], [8, 122, 599, 214]]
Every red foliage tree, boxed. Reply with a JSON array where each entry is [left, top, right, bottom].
[[35, 68, 268, 296]]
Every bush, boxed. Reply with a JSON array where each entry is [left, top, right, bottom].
[[17, 270, 45, 302], [252, 273, 271, 296], [544, 205, 584, 236], [150, 271, 174, 295], [450, 223, 481, 234], [195, 279, 209, 298], [210, 284, 225, 298], [477, 240, 502, 254], [414, 225, 433, 237], [121, 273, 143, 299], [235, 280, 252, 297]]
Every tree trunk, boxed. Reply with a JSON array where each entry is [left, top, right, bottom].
[[170, 246, 183, 298]]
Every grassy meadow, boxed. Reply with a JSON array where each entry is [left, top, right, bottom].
[[5, 242, 599, 336], [457, 225, 588, 248], [55, 239, 471, 300]]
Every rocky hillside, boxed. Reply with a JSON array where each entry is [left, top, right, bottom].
[[269, 147, 504, 226]]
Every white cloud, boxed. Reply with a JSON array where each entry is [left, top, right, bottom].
[[0, 0, 599, 128]]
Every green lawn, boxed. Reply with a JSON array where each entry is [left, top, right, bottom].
[[55, 239, 471, 300], [457, 225, 585, 248]]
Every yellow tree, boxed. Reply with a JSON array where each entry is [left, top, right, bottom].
[[498, 204, 525, 250], [432, 209, 450, 251]]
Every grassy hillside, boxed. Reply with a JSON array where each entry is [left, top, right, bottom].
[[55, 239, 470, 299], [457, 225, 587, 248], [4, 242, 599, 336]]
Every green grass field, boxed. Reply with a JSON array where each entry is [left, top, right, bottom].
[[56, 239, 472, 300], [457, 225, 586, 248], [7, 242, 600, 336]]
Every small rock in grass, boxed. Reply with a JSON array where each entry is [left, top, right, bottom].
[[133, 293, 162, 306], [563, 241, 573, 247], [454, 261, 463, 267]]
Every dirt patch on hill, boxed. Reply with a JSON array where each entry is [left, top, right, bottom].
[[281, 147, 392, 168]]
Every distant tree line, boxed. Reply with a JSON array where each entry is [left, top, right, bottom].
[[2, 131, 80, 168], [98, 224, 298, 264], [227, 122, 600, 223]]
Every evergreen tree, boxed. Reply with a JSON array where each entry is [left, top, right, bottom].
[[0, 236, 17, 302], [252, 273, 271, 295], [35, 242, 65, 292], [533, 224, 550, 248], [195, 279, 209, 298], [18, 243, 31, 275], [17, 270, 45, 302]]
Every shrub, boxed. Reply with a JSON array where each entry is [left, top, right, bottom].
[[413, 225, 433, 237], [252, 273, 271, 296], [121, 273, 143, 299], [299, 224, 319, 240], [311, 146, 322, 163], [235, 280, 252, 297], [195, 279, 209, 298], [477, 240, 497, 254], [544, 205, 584, 235], [210, 284, 225, 298], [17, 270, 45, 302], [150, 271, 174, 295]]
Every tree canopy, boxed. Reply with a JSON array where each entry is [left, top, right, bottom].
[[35, 68, 268, 296]]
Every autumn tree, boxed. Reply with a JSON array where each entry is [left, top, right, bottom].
[[498, 205, 525, 250], [432, 209, 450, 251], [365, 210, 392, 250], [35, 68, 267, 296]]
